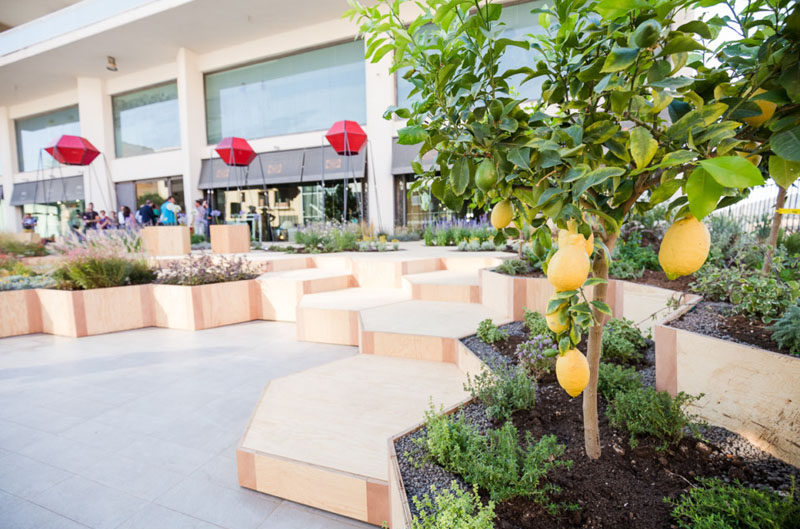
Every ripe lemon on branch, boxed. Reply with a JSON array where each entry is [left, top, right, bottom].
[[556, 348, 590, 397], [547, 233, 591, 291], [491, 199, 513, 229], [742, 89, 777, 128], [658, 216, 710, 280]]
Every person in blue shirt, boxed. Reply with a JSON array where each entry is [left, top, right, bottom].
[[137, 200, 156, 226], [159, 196, 177, 225]]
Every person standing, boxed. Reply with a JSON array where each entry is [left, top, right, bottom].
[[159, 196, 177, 225], [81, 203, 99, 231], [193, 200, 207, 238], [22, 213, 37, 231], [121, 206, 137, 229], [137, 200, 156, 226], [97, 210, 111, 230], [202, 200, 211, 239]]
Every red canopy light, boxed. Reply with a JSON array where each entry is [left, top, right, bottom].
[[45, 135, 100, 166], [215, 137, 257, 166], [325, 120, 367, 156]]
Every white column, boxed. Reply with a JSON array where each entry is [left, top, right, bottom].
[[77, 77, 116, 212], [364, 52, 396, 233], [0, 106, 21, 232], [176, 48, 204, 215]]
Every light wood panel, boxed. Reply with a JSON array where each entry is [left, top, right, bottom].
[[0, 289, 42, 338], [210, 224, 251, 254], [361, 331, 456, 363], [259, 270, 354, 322], [152, 280, 260, 330], [141, 226, 190, 256], [37, 288, 82, 337], [296, 307, 360, 345]]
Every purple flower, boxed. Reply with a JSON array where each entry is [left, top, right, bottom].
[[210, 210, 221, 217]]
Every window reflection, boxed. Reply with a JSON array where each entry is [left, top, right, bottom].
[[205, 41, 367, 144], [15, 106, 80, 172], [112, 82, 180, 157]]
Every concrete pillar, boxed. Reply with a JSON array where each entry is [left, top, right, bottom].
[[0, 106, 21, 232], [176, 47, 204, 216], [364, 51, 396, 234], [77, 77, 116, 212]]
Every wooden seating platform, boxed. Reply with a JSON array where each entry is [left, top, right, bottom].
[[237, 354, 470, 525], [258, 267, 355, 321], [402, 269, 481, 303]]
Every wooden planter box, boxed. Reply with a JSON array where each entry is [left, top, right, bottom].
[[141, 226, 190, 257], [152, 279, 261, 331], [37, 284, 154, 338], [0, 289, 42, 338], [656, 315, 800, 468], [210, 224, 251, 254]]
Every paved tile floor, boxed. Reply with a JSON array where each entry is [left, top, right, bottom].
[[0, 322, 374, 529]]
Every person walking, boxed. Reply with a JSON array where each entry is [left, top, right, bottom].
[[137, 200, 156, 226], [81, 202, 99, 231]]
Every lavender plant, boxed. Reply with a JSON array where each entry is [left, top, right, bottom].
[[516, 334, 558, 380]]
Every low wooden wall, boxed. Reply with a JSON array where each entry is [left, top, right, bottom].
[[656, 322, 800, 468], [0, 289, 42, 338], [152, 279, 261, 331], [141, 226, 190, 256], [210, 224, 250, 254]]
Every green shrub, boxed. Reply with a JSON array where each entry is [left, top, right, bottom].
[[0, 274, 56, 291], [423, 226, 434, 246], [0, 236, 47, 257], [597, 363, 643, 401], [411, 483, 495, 529], [607, 387, 702, 451], [495, 258, 532, 276], [783, 232, 800, 255], [155, 255, 258, 286], [464, 363, 536, 422], [523, 309, 549, 336], [52, 257, 155, 290], [729, 274, 798, 324], [190, 234, 206, 244], [689, 265, 742, 301], [418, 409, 571, 505], [602, 318, 648, 364], [610, 232, 658, 279], [476, 319, 508, 344], [670, 478, 799, 529], [770, 305, 800, 356], [515, 334, 557, 380]]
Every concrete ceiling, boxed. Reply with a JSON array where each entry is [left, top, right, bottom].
[[0, 0, 81, 29], [0, 0, 355, 106]]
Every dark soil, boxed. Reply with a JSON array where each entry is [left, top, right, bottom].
[[616, 269, 696, 292], [670, 301, 794, 357], [397, 322, 799, 528]]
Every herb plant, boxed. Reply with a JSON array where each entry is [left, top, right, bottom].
[[411, 483, 496, 529], [602, 318, 648, 364], [770, 305, 800, 356], [476, 319, 508, 344], [464, 363, 536, 422], [516, 334, 557, 380], [52, 256, 154, 290], [155, 255, 258, 286], [597, 363, 643, 401]]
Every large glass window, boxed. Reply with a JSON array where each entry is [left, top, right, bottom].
[[205, 41, 367, 144], [15, 106, 80, 172], [397, 2, 545, 107], [112, 82, 180, 157]]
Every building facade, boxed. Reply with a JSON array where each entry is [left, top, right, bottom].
[[0, 0, 542, 238]]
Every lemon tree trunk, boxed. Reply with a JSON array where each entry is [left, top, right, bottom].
[[761, 186, 787, 276], [583, 233, 618, 459]]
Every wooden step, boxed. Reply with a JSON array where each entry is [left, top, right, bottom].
[[402, 270, 481, 303], [258, 267, 355, 322]]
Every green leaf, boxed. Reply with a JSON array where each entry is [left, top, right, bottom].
[[584, 120, 620, 144], [699, 156, 765, 188], [648, 77, 693, 89], [658, 35, 705, 56], [686, 167, 724, 220], [590, 300, 612, 316], [649, 179, 681, 205], [677, 20, 712, 38], [508, 147, 531, 170], [601, 47, 640, 73], [397, 126, 427, 145], [583, 277, 607, 287], [769, 155, 800, 189], [658, 150, 695, 168], [771, 127, 800, 162], [546, 297, 568, 315], [629, 127, 658, 169], [594, 0, 648, 21], [449, 158, 470, 195]]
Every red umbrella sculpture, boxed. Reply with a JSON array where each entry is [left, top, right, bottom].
[[41, 134, 113, 211], [325, 121, 367, 222]]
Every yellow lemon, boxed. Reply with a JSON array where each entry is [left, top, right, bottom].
[[742, 89, 777, 128], [556, 348, 590, 397], [558, 225, 593, 257], [546, 310, 569, 334], [735, 142, 761, 168], [658, 216, 711, 280], [547, 237, 591, 291], [491, 199, 513, 229]]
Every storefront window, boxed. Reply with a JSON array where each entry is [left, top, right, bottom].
[[112, 82, 180, 157], [15, 106, 80, 172], [394, 175, 455, 230], [397, 2, 545, 108], [23, 201, 84, 238], [205, 41, 367, 144], [134, 177, 184, 212]]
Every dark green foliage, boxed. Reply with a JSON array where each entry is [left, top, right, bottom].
[[607, 387, 702, 451], [476, 319, 508, 344], [52, 257, 155, 290], [602, 318, 648, 364], [464, 363, 536, 422], [417, 408, 572, 505], [610, 232, 659, 279], [770, 305, 800, 356], [670, 478, 799, 529], [783, 232, 800, 255], [495, 258, 532, 276], [597, 363, 643, 401], [523, 309, 549, 337], [411, 483, 496, 529], [190, 234, 206, 244]]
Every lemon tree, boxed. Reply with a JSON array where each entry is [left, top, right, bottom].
[[349, 0, 768, 459]]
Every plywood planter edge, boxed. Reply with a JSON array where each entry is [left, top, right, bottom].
[[152, 279, 261, 330], [656, 318, 800, 468], [141, 226, 190, 256], [0, 289, 42, 338], [210, 224, 251, 254]]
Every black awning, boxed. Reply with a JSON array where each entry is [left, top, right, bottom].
[[198, 145, 365, 190], [9, 176, 85, 206], [391, 139, 437, 175]]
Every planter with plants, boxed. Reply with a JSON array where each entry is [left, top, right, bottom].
[[37, 253, 156, 338], [389, 313, 799, 528], [141, 225, 190, 256], [151, 254, 261, 330], [0, 254, 52, 338], [210, 223, 251, 254]]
